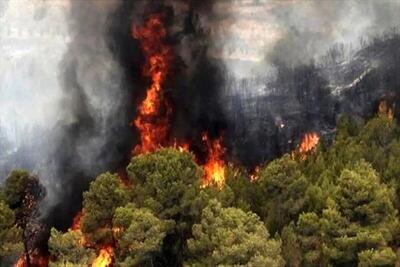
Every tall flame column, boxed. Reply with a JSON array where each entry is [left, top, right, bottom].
[[132, 14, 172, 154]]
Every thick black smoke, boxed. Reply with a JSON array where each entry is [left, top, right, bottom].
[[107, 0, 228, 159], [44, 0, 225, 229]]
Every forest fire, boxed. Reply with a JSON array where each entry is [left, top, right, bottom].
[[201, 133, 226, 188], [294, 132, 320, 159], [14, 250, 48, 267], [70, 210, 87, 246], [132, 13, 172, 154], [69, 210, 115, 265], [173, 139, 190, 153], [250, 166, 261, 182], [92, 246, 113, 267], [40, 11, 229, 267], [131, 13, 227, 189], [2, 1, 399, 266], [71, 210, 83, 231], [15, 256, 25, 267], [378, 100, 395, 120]]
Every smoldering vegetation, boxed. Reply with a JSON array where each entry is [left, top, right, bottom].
[[209, 0, 400, 166], [223, 31, 400, 166]]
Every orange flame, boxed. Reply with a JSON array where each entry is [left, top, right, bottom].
[[117, 170, 132, 187], [294, 132, 320, 159], [92, 246, 113, 267], [71, 211, 83, 231], [112, 226, 123, 236], [378, 100, 394, 120], [30, 252, 48, 267], [71, 210, 88, 246], [14, 250, 48, 267], [173, 139, 190, 153], [202, 133, 226, 188], [14, 256, 25, 267], [250, 166, 261, 182], [132, 13, 172, 154]]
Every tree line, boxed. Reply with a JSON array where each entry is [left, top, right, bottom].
[[2, 111, 400, 266]]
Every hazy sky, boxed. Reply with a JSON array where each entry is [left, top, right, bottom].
[[208, 0, 400, 78]]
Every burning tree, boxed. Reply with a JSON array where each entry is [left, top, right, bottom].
[[378, 100, 395, 120], [80, 172, 130, 245], [132, 13, 173, 154], [47, 148, 210, 266], [131, 13, 227, 188], [292, 132, 320, 160], [42, 108, 400, 266], [48, 173, 131, 267], [91, 246, 113, 267], [201, 133, 226, 188]]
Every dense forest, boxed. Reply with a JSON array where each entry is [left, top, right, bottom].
[[2, 106, 400, 267]]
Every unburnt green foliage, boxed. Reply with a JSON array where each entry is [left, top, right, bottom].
[[126, 148, 204, 224], [2, 170, 34, 208], [126, 148, 207, 265], [185, 199, 284, 267], [81, 172, 130, 244], [0, 200, 23, 264], [48, 228, 94, 266], [295, 162, 398, 266], [113, 204, 174, 266], [0, 169, 42, 266], [255, 154, 310, 233], [204, 165, 256, 212]]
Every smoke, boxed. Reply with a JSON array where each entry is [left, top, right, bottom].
[[0, 2, 68, 181], [208, 1, 400, 73], [0, 0, 134, 227], [106, 0, 229, 154], [0, 0, 399, 228], [203, 0, 400, 166], [43, 0, 136, 227], [40, 0, 224, 226]]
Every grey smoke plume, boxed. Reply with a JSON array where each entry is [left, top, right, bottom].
[[205, 0, 400, 165], [207, 0, 400, 75], [0, 2, 69, 182], [0, 0, 134, 225], [43, 0, 135, 224]]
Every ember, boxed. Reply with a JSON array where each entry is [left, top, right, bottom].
[[250, 166, 261, 182]]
